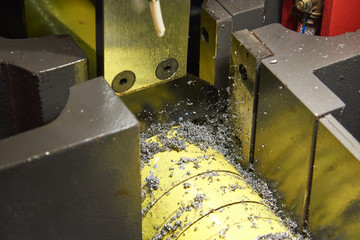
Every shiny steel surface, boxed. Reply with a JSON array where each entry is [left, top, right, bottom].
[[310, 115, 360, 239], [101, 0, 190, 94], [230, 30, 272, 167], [25, 0, 96, 78]]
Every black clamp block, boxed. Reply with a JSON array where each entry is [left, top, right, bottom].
[[0, 77, 141, 239], [0, 35, 88, 139]]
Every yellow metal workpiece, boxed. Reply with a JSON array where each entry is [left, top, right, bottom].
[[142, 129, 292, 239]]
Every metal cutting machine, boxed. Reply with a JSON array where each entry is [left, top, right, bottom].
[[0, 0, 359, 239]]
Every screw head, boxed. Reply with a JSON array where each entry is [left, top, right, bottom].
[[155, 58, 178, 80], [112, 71, 136, 93]]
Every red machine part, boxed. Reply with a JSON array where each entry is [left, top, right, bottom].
[[321, 0, 360, 36], [281, 0, 299, 31], [281, 0, 360, 36]]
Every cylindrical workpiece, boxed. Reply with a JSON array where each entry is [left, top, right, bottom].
[[141, 128, 292, 240]]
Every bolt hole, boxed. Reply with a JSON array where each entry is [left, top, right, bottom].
[[120, 78, 128, 85], [201, 27, 209, 43], [239, 64, 247, 80], [164, 65, 172, 73]]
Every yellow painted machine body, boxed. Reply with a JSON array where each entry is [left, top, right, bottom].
[[141, 129, 292, 239], [24, 0, 189, 95]]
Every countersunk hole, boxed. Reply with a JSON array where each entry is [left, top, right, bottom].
[[120, 78, 128, 85], [201, 27, 209, 43], [239, 64, 247, 80]]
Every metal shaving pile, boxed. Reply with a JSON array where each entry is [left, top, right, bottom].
[[255, 232, 294, 240], [141, 101, 311, 239], [145, 170, 160, 193], [150, 193, 207, 240]]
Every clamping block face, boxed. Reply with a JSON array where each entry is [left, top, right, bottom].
[[230, 29, 272, 167], [0, 78, 141, 240], [0, 35, 141, 239], [231, 23, 360, 237], [0, 35, 88, 139]]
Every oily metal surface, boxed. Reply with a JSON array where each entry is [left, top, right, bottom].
[[0, 35, 88, 139], [310, 115, 360, 240], [24, 0, 96, 78], [0, 78, 141, 239], [120, 74, 219, 132], [199, 0, 232, 88], [230, 29, 272, 167], [99, 0, 190, 94]]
